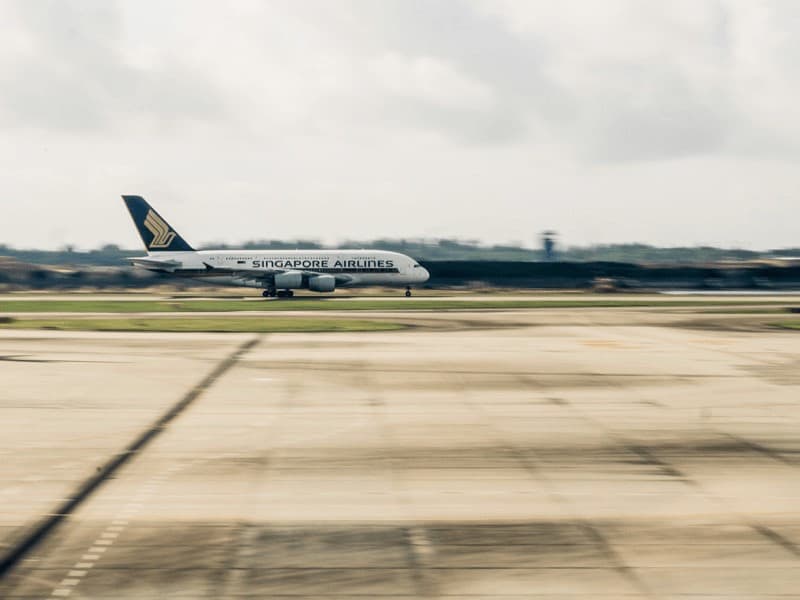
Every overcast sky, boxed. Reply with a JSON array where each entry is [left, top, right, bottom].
[[1, 0, 799, 250]]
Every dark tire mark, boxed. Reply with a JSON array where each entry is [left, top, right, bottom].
[[753, 525, 800, 557]]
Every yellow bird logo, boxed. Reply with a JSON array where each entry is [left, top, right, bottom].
[[143, 210, 176, 249]]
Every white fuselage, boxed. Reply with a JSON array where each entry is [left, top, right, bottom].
[[134, 249, 430, 291]]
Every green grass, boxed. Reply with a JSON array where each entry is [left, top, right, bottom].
[[772, 321, 800, 331], [0, 317, 405, 333], [0, 298, 796, 313]]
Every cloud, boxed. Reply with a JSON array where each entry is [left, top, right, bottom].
[[368, 54, 495, 112], [473, 0, 800, 161], [0, 0, 799, 252], [223, 0, 798, 162], [2, 0, 800, 161], [0, 0, 225, 133]]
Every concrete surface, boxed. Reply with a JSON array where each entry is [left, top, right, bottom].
[[0, 306, 799, 598]]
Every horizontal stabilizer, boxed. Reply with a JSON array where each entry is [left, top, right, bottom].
[[128, 257, 182, 272]]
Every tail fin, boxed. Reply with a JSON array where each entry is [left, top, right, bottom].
[[121, 195, 194, 252]]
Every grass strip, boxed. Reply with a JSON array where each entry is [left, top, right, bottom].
[[0, 298, 797, 313], [0, 317, 405, 333]]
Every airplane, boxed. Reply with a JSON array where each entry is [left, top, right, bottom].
[[122, 195, 430, 297]]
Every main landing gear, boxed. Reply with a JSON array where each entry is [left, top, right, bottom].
[[262, 289, 294, 298], [405, 286, 412, 297]]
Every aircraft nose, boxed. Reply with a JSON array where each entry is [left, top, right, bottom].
[[418, 267, 430, 283]]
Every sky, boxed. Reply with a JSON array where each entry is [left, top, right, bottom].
[[0, 0, 799, 251]]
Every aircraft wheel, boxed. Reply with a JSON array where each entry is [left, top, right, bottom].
[[288, 290, 295, 297], [405, 288, 412, 297], [262, 289, 272, 298]]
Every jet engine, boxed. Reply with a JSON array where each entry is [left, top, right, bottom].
[[308, 274, 336, 292], [273, 271, 303, 289]]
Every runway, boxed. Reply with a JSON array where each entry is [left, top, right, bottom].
[[1, 305, 799, 598]]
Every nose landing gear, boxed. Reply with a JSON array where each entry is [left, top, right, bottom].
[[405, 286, 412, 297]]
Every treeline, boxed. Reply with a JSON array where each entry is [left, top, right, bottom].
[[2, 240, 800, 266], [4, 260, 800, 292], [428, 261, 800, 290], [561, 244, 800, 263]]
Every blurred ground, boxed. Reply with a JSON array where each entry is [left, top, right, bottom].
[[0, 296, 799, 598]]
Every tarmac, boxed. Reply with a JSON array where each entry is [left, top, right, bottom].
[[1, 301, 799, 598]]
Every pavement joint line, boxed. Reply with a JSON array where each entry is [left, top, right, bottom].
[[42, 475, 168, 600], [10, 336, 261, 597], [720, 432, 796, 467], [39, 468, 185, 598], [402, 526, 436, 598], [560, 376, 800, 568], [460, 390, 657, 599], [408, 526, 434, 557], [0, 335, 261, 581]]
